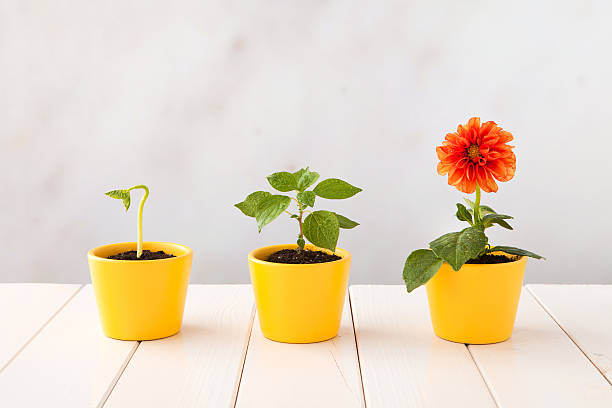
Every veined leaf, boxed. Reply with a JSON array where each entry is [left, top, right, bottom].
[[489, 246, 545, 260], [105, 189, 131, 211], [303, 210, 340, 251], [429, 227, 488, 271], [235, 191, 271, 217], [297, 236, 306, 250], [403, 249, 444, 293], [255, 195, 291, 232], [492, 219, 513, 230], [313, 178, 362, 199], [482, 213, 514, 230], [334, 213, 359, 229], [297, 191, 316, 208], [464, 198, 496, 215], [456, 203, 473, 224], [267, 172, 297, 192], [293, 167, 320, 191]]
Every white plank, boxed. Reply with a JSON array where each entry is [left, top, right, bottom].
[[0, 283, 81, 371], [469, 289, 612, 408], [0, 285, 138, 407], [527, 284, 612, 385], [104, 285, 255, 408], [236, 295, 364, 407], [350, 285, 494, 408]]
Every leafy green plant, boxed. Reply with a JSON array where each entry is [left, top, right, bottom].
[[105, 185, 149, 258], [403, 117, 544, 292], [235, 167, 361, 252]]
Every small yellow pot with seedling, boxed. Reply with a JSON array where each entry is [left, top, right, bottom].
[[402, 117, 544, 344], [236, 167, 361, 343], [88, 185, 192, 341]]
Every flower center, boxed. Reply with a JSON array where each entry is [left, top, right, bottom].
[[467, 144, 481, 159]]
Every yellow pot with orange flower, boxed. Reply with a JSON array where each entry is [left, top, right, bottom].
[[402, 117, 544, 344]]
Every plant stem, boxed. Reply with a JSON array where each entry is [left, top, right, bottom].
[[296, 199, 305, 251], [128, 185, 149, 258], [473, 182, 481, 226]]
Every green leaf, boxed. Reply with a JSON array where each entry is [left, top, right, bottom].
[[429, 227, 488, 271], [297, 191, 316, 208], [303, 210, 340, 251], [489, 246, 545, 260], [491, 219, 513, 230], [293, 167, 320, 191], [105, 189, 131, 211], [455, 203, 473, 224], [234, 191, 271, 217], [464, 198, 496, 215], [479, 205, 496, 215], [482, 213, 514, 230], [297, 236, 305, 250], [403, 249, 444, 293], [482, 213, 513, 222], [255, 195, 291, 232], [334, 213, 359, 229], [267, 172, 297, 192], [313, 178, 362, 199]]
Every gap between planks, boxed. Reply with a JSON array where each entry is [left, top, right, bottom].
[[232, 304, 257, 408], [98, 341, 141, 408], [0, 284, 84, 374], [466, 345, 501, 408], [526, 285, 612, 386], [348, 291, 369, 408], [100, 286, 256, 407], [456, 286, 612, 408], [235, 295, 364, 407]]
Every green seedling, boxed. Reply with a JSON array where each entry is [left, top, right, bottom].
[[105, 184, 150, 258], [235, 167, 361, 252]]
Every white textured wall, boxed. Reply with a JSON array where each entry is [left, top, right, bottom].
[[1, 1, 611, 284]]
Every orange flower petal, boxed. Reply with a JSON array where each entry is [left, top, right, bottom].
[[447, 166, 464, 186], [467, 117, 481, 129], [477, 166, 498, 193], [479, 121, 497, 136], [466, 162, 475, 181], [436, 117, 515, 193], [437, 161, 451, 175]]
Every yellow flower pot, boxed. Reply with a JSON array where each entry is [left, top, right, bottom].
[[88, 242, 193, 341], [248, 244, 351, 343], [425, 254, 527, 344]]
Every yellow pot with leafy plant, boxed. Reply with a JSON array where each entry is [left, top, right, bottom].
[[236, 167, 361, 343], [88, 185, 192, 340], [403, 117, 543, 344]]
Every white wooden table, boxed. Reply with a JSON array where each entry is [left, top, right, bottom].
[[1, 284, 611, 407]]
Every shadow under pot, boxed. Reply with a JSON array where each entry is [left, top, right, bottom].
[[248, 244, 351, 344], [426, 253, 527, 344], [88, 241, 193, 341]]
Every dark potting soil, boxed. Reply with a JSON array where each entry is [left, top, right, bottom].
[[266, 249, 341, 264], [466, 254, 518, 264], [107, 250, 175, 261]]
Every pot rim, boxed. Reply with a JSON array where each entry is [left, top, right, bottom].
[[87, 241, 193, 263], [446, 252, 526, 269], [248, 244, 351, 267]]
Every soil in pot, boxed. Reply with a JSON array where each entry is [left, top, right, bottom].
[[267, 249, 341, 264], [466, 254, 519, 264], [107, 250, 175, 260]]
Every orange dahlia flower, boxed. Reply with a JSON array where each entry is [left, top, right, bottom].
[[436, 117, 516, 193]]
